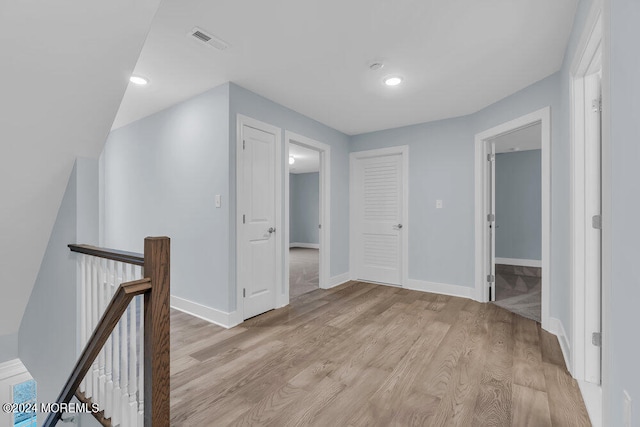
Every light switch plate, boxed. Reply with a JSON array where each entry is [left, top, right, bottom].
[[215, 194, 221, 208], [436, 200, 443, 209]]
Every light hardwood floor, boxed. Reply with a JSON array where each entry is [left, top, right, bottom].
[[170, 281, 591, 426]]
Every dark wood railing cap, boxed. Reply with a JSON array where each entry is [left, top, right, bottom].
[[68, 244, 144, 266]]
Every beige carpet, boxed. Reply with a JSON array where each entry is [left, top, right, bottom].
[[493, 264, 541, 322], [289, 248, 319, 298]]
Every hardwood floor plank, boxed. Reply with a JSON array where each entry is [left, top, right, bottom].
[[472, 305, 514, 427], [512, 384, 552, 427], [512, 315, 547, 391], [543, 362, 592, 426], [169, 284, 590, 426], [539, 325, 567, 368]]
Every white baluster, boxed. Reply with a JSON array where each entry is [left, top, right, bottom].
[[120, 264, 131, 427], [112, 262, 123, 427], [98, 258, 107, 409], [79, 255, 87, 394], [128, 265, 139, 426], [91, 256, 100, 402], [137, 283, 145, 427], [105, 259, 114, 419], [85, 254, 93, 399]]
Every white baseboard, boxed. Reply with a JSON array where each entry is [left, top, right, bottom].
[[578, 380, 602, 427], [326, 272, 351, 289], [548, 317, 572, 374], [170, 295, 239, 329], [495, 257, 542, 268], [0, 359, 28, 381], [289, 242, 320, 249], [406, 279, 476, 300]]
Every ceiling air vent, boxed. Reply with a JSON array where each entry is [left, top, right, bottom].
[[188, 27, 230, 51]]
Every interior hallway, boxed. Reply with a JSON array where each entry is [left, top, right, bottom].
[[170, 281, 589, 426]]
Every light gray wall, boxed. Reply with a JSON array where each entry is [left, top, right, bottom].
[[0, 333, 18, 363], [350, 73, 560, 289], [495, 150, 542, 260], [607, 0, 640, 425], [351, 117, 474, 287], [290, 173, 319, 244], [102, 84, 230, 312], [229, 83, 350, 310], [18, 158, 99, 415]]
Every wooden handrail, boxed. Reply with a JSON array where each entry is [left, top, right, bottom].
[[68, 243, 144, 266], [42, 278, 152, 427], [44, 237, 170, 427]]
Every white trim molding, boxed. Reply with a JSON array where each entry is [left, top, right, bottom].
[[289, 242, 320, 249], [328, 272, 351, 289], [578, 380, 603, 427], [549, 317, 572, 374], [495, 257, 542, 268], [406, 279, 476, 300], [170, 295, 240, 329], [474, 107, 551, 331], [570, 0, 604, 389], [0, 359, 28, 381]]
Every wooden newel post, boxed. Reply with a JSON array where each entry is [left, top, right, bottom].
[[143, 237, 170, 427]]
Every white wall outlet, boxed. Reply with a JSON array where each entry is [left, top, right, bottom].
[[436, 200, 443, 209], [215, 194, 221, 208], [624, 390, 632, 427]]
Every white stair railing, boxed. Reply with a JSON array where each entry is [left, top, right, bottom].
[[77, 254, 145, 427]]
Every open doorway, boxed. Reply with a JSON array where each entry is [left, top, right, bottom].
[[475, 107, 551, 329], [288, 143, 320, 298], [283, 132, 331, 304], [490, 124, 542, 322]]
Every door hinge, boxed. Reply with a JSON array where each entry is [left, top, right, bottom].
[[487, 153, 495, 162], [243, 140, 246, 150], [487, 213, 495, 222], [318, 224, 322, 229], [592, 214, 602, 230], [243, 288, 246, 298], [243, 214, 246, 224], [592, 332, 602, 347], [592, 98, 602, 113], [487, 274, 495, 283]]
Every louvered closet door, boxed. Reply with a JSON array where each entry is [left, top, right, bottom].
[[355, 154, 403, 285]]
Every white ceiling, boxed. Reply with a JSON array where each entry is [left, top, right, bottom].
[[494, 123, 542, 153], [0, 0, 160, 335], [113, 0, 578, 135], [289, 143, 320, 174]]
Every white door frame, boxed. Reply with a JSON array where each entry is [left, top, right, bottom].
[[284, 131, 331, 305], [349, 145, 409, 287], [236, 114, 282, 321], [570, 0, 604, 423], [474, 107, 551, 330]]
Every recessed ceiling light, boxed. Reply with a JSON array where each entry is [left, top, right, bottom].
[[384, 76, 403, 86], [369, 62, 384, 71], [130, 75, 149, 86], [289, 156, 295, 165]]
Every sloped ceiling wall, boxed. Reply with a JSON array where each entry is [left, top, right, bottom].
[[0, 0, 162, 335]]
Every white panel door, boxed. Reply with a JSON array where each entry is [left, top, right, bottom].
[[354, 154, 404, 285], [240, 125, 277, 319]]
